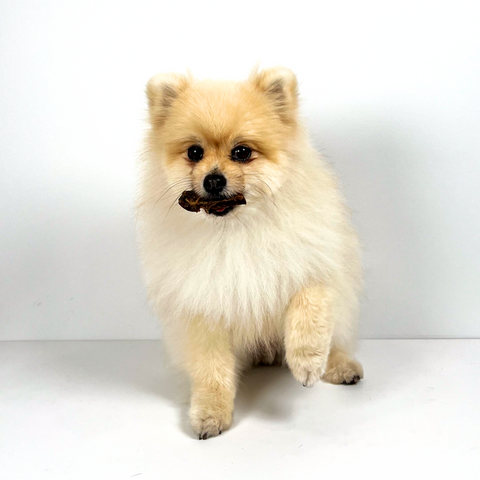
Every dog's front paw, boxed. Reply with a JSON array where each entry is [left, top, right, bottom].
[[190, 399, 233, 440], [286, 347, 329, 388]]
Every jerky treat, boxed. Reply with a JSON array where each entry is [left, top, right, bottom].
[[178, 190, 246, 214]]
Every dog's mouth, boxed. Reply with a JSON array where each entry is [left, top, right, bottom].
[[209, 205, 234, 216], [178, 190, 246, 216]]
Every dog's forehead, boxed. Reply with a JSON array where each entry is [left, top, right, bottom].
[[188, 79, 245, 109], [178, 80, 268, 141]]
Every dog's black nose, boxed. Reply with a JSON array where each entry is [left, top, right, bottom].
[[203, 174, 226, 195]]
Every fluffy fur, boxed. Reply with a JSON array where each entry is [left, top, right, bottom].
[[136, 67, 363, 439]]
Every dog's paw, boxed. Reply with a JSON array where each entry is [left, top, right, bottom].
[[190, 402, 233, 440], [286, 348, 329, 388], [322, 356, 364, 385]]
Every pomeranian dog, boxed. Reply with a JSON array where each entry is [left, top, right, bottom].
[[136, 67, 363, 439]]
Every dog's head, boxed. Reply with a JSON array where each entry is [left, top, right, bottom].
[[146, 67, 299, 217]]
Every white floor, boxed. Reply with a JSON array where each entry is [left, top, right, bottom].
[[1, 340, 479, 480]]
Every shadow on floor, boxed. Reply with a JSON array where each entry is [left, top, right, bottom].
[[30, 340, 305, 438]]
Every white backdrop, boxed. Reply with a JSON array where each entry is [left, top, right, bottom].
[[1, 0, 479, 340]]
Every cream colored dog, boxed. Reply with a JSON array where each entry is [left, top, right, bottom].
[[136, 67, 363, 439]]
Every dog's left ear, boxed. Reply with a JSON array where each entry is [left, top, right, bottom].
[[250, 67, 298, 125]]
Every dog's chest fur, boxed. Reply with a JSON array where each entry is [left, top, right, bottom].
[[140, 186, 346, 328]]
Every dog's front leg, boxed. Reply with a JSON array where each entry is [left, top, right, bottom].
[[185, 317, 236, 439], [285, 284, 335, 388]]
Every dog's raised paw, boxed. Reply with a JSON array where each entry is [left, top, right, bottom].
[[286, 348, 328, 388]]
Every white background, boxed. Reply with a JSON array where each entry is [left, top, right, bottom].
[[1, 0, 479, 340]]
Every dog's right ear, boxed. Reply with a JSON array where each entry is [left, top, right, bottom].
[[146, 73, 189, 126]]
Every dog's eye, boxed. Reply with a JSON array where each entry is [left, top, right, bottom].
[[187, 145, 204, 162], [231, 145, 252, 162]]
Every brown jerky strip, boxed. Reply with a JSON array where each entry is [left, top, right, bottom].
[[178, 190, 246, 214]]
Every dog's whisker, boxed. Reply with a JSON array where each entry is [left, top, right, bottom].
[[158, 178, 190, 198], [242, 174, 278, 207], [253, 178, 277, 201], [256, 180, 277, 202], [154, 179, 191, 209], [233, 213, 249, 232], [155, 189, 189, 204], [251, 185, 279, 210], [163, 193, 183, 222]]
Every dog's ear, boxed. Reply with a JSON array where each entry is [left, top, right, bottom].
[[250, 67, 298, 125], [146, 73, 190, 126]]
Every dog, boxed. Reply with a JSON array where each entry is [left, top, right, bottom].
[[136, 67, 364, 439]]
